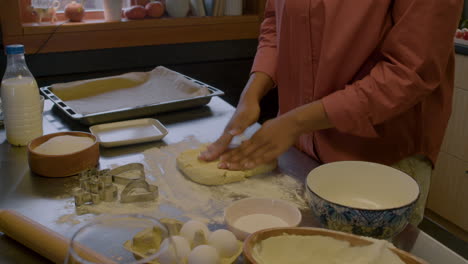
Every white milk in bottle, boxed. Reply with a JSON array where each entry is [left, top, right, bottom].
[[1, 44, 43, 146]]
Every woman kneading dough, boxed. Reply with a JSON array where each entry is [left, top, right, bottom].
[[199, 0, 462, 227]]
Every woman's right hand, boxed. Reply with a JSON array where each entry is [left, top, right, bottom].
[[199, 71, 275, 162], [198, 99, 260, 161]]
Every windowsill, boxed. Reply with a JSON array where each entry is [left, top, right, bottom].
[[22, 15, 260, 34], [4, 15, 262, 54]]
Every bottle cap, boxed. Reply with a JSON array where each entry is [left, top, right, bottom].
[[5, 44, 25, 55]]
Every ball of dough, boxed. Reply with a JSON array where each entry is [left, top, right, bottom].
[[208, 229, 239, 258], [188, 245, 220, 264], [156, 236, 191, 264], [180, 220, 210, 246], [176, 148, 277, 185]]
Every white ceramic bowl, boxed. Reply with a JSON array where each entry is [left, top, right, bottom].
[[306, 161, 420, 239], [224, 197, 302, 241]]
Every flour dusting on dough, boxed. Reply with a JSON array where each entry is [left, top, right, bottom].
[[176, 148, 276, 185]]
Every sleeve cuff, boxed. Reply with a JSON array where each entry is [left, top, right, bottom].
[[251, 47, 277, 84], [322, 81, 378, 138]]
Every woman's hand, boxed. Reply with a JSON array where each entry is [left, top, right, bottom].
[[199, 72, 275, 162], [218, 100, 333, 170], [217, 114, 301, 170], [198, 100, 261, 161]]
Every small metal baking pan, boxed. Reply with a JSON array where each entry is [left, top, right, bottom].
[[40, 74, 224, 126]]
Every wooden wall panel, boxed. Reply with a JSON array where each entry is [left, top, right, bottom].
[[429, 48, 468, 235], [428, 152, 468, 231], [1, 1, 23, 36], [454, 54, 465, 90], [441, 88, 468, 161]]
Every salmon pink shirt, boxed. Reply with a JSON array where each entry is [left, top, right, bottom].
[[251, 0, 462, 166]]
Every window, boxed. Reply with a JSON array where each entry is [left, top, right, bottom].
[[57, 0, 103, 11], [31, 0, 103, 12], [1, 0, 265, 54], [25, 0, 106, 23]]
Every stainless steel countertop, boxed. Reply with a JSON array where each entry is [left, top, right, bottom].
[[0, 98, 466, 264]]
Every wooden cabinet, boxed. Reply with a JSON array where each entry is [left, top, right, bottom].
[[427, 54, 468, 232], [428, 152, 468, 231], [1, 0, 266, 54]]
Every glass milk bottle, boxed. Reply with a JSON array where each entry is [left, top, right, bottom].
[[1, 44, 43, 146]]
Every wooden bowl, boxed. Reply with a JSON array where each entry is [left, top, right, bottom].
[[27, 131, 99, 177], [243, 227, 427, 264]]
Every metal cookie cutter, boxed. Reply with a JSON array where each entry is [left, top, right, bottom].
[[97, 169, 118, 202], [120, 180, 158, 203], [109, 163, 145, 185], [73, 168, 118, 206], [72, 187, 92, 206]]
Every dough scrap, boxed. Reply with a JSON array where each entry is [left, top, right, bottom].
[[176, 148, 277, 185]]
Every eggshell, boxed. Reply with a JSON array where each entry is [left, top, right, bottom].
[[208, 229, 239, 258], [180, 220, 210, 247], [188, 245, 220, 264], [157, 236, 191, 264]]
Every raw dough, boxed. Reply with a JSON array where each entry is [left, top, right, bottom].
[[176, 148, 277, 185]]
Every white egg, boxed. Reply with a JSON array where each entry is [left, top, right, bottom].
[[207, 229, 239, 258], [179, 220, 210, 246], [156, 236, 191, 264], [187, 245, 220, 264]]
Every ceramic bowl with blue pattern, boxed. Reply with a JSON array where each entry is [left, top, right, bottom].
[[305, 161, 419, 239]]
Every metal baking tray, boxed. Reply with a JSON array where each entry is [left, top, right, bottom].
[[40, 74, 224, 126]]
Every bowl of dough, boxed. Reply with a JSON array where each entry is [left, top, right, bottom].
[[27, 131, 99, 177], [243, 227, 427, 264], [305, 161, 420, 239]]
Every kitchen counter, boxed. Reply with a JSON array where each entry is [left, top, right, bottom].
[[0, 97, 466, 264]]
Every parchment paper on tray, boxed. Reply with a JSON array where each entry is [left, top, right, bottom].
[[49, 66, 211, 115]]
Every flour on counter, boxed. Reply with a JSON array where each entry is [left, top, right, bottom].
[[143, 136, 307, 224], [77, 183, 159, 215], [56, 213, 82, 225], [57, 136, 306, 225]]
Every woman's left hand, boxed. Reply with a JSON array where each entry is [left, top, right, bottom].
[[218, 114, 301, 170]]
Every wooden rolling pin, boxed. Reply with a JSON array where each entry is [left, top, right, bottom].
[[0, 210, 115, 264]]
